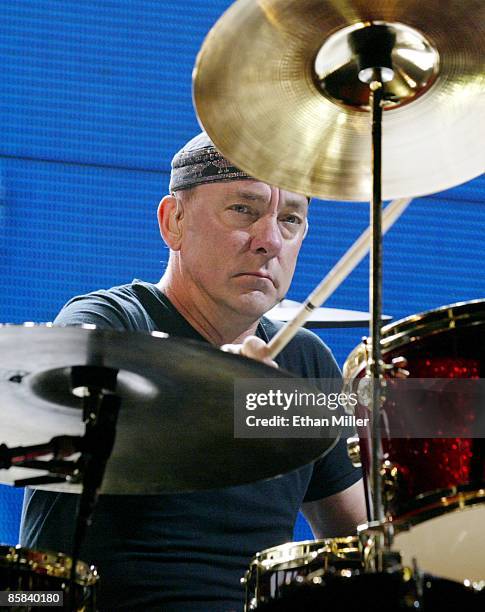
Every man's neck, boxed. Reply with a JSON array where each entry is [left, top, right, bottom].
[[156, 273, 260, 346]]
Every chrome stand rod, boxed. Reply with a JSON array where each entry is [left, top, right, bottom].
[[369, 73, 385, 524]]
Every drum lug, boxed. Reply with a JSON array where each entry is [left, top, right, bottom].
[[359, 520, 402, 573], [347, 436, 361, 467], [380, 459, 403, 507]]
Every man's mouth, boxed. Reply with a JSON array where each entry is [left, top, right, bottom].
[[235, 272, 276, 287]]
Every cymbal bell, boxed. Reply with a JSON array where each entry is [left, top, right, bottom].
[[193, 0, 484, 201], [0, 325, 336, 494]]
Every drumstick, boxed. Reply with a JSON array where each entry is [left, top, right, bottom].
[[266, 197, 412, 359]]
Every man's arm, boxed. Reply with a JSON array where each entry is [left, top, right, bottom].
[[301, 478, 367, 538]]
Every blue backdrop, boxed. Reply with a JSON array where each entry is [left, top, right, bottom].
[[0, 1, 483, 546]]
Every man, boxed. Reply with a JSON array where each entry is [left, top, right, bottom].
[[20, 133, 365, 610]]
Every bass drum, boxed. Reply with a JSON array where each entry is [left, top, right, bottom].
[[343, 299, 485, 583], [0, 546, 98, 611], [242, 537, 361, 610]]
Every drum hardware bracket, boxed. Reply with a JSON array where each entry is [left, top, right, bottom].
[[411, 558, 425, 602], [12, 457, 78, 475], [13, 474, 73, 487], [359, 518, 425, 607], [359, 520, 403, 573], [0, 435, 84, 487]]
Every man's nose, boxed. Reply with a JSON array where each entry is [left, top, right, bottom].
[[249, 214, 282, 257]]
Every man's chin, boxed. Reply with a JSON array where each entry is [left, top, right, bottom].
[[232, 292, 279, 320]]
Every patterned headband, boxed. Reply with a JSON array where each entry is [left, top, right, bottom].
[[169, 132, 253, 192]]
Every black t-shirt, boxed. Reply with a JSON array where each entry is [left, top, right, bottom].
[[20, 281, 361, 611]]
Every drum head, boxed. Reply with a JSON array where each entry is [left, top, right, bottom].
[[394, 504, 485, 582]]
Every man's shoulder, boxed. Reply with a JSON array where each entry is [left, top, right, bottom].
[[54, 280, 156, 330], [66, 281, 141, 304]]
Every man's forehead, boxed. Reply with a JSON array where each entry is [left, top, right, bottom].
[[204, 180, 308, 207]]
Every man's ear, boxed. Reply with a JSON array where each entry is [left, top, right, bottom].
[[157, 194, 184, 250]]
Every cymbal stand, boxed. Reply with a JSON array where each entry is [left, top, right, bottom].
[[68, 366, 120, 612], [348, 24, 397, 570]]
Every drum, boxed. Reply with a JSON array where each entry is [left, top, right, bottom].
[[242, 537, 361, 610], [254, 570, 485, 611], [0, 546, 98, 611], [343, 299, 485, 582]]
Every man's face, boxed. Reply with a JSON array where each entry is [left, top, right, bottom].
[[175, 180, 308, 319]]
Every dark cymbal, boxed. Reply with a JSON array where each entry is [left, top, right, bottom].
[[266, 299, 392, 328], [193, 0, 484, 200], [0, 325, 336, 494]]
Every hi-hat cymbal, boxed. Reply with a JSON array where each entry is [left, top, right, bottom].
[[0, 325, 336, 494], [193, 0, 484, 201], [266, 299, 392, 328]]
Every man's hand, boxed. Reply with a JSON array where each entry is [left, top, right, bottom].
[[221, 335, 279, 369]]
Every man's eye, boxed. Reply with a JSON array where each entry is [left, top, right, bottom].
[[230, 204, 253, 214], [281, 214, 302, 225]]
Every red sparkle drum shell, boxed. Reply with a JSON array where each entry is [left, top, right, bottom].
[[343, 299, 485, 582]]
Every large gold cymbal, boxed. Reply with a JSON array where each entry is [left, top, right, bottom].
[[193, 0, 485, 201]]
